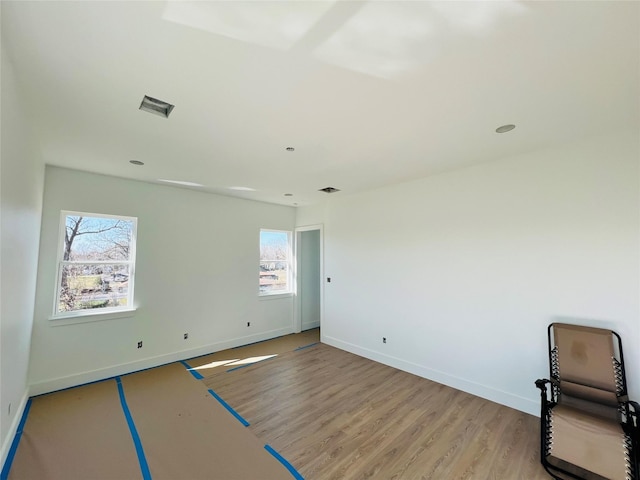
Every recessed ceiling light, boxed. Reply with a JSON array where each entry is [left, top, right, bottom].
[[158, 179, 203, 187], [228, 186, 256, 191], [140, 95, 175, 118], [284, 193, 293, 197], [286, 147, 295, 152], [319, 187, 340, 193], [129, 160, 144, 166], [495, 124, 516, 133]]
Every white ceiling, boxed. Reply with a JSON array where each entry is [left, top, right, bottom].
[[2, 1, 638, 206]]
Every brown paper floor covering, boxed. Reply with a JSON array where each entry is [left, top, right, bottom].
[[6, 329, 319, 480], [119, 362, 287, 480], [8, 379, 142, 480]]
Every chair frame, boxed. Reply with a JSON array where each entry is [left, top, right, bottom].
[[535, 323, 640, 480]]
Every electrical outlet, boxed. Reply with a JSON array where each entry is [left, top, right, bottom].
[[137, 341, 143, 349], [247, 322, 251, 327], [327, 277, 331, 283], [383, 337, 387, 344], [184, 333, 188, 340]]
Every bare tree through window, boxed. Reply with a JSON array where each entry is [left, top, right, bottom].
[[57, 212, 137, 314]]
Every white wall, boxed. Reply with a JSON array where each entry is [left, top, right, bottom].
[[29, 167, 295, 394], [0, 43, 45, 466], [298, 131, 639, 415]]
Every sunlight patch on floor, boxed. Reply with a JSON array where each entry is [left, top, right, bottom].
[[192, 354, 278, 371]]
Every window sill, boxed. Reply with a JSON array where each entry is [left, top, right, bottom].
[[49, 308, 137, 326], [259, 292, 293, 300]]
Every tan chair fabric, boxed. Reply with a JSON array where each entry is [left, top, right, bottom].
[[553, 323, 618, 394], [550, 404, 630, 480], [560, 380, 619, 408], [559, 394, 620, 422]]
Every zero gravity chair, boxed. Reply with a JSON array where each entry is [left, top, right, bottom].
[[536, 323, 639, 480]]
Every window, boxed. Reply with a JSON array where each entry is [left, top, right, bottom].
[[259, 229, 292, 295], [54, 211, 137, 316]]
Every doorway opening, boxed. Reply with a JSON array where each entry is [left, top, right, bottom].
[[294, 225, 323, 335]]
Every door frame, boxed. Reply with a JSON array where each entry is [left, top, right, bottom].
[[293, 224, 324, 334]]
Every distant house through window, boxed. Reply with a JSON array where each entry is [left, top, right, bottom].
[[259, 229, 292, 295], [54, 211, 137, 316]]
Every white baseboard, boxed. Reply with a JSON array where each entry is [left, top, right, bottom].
[[321, 334, 539, 417], [302, 321, 320, 331], [1, 390, 30, 474], [29, 327, 294, 397]]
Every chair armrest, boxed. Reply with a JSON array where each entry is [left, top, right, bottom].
[[620, 399, 640, 433], [627, 400, 640, 411], [535, 379, 550, 391], [537, 378, 566, 407], [627, 400, 640, 423]]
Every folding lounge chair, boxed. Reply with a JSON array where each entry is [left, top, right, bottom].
[[535, 323, 639, 480]]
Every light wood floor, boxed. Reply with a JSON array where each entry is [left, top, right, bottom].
[[203, 341, 549, 480]]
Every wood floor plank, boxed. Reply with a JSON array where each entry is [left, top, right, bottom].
[[8, 329, 548, 480], [204, 342, 549, 480]]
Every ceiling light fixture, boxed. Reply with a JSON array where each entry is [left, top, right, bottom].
[[229, 186, 256, 191], [319, 187, 340, 193], [158, 179, 203, 187], [495, 124, 516, 133], [129, 160, 144, 166], [139, 95, 175, 118], [286, 147, 295, 152]]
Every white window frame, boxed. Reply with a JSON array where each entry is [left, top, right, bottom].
[[259, 229, 293, 297], [52, 210, 138, 320]]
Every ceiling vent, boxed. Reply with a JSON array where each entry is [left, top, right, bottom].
[[139, 95, 175, 118], [319, 187, 340, 193]]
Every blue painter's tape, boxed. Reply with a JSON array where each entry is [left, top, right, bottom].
[[30, 377, 115, 398], [225, 364, 249, 373], [264, 444, 304, 480], [0, 398, 33, 480], [31, 358, 204, 400], [231, 336, 274, 349], [116, 377, 152, 480], [294, 342, 319, 351], [180, 360, 203, 380], [207, 389, 250, 427]]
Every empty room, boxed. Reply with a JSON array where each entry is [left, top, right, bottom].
[[1, 1, 639, 479]]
